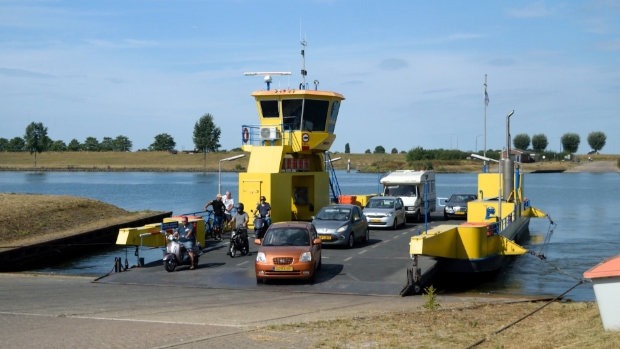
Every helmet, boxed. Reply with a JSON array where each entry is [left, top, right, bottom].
[[237, 203, 244, 211]]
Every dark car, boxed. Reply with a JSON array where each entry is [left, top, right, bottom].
[[312, 204, 369, 248], [444, 194, 477, 220]]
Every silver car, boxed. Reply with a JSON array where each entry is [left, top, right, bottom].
[[311, 204, 369, 248], [363, 197, 406, 229]]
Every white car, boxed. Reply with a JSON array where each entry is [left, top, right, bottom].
[[363, 197, 406, 229]]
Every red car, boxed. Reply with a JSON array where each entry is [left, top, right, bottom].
[[254, 221, 322, 284]]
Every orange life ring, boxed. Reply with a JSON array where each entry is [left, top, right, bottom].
[[242, 127, 249, 143]]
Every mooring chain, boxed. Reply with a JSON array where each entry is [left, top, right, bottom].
[[528, 219, 588, 284]]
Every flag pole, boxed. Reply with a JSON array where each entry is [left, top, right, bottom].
[[483, 74, 488, 173]]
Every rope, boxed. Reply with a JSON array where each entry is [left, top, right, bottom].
[[463, 280, 586, 349], [537, 217, 556, 258]]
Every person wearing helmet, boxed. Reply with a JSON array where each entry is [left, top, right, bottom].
[[228, 203, 250, 254]]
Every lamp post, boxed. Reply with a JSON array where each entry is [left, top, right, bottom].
[[476, 134, 484, 153], [219, 154, 245, 194]]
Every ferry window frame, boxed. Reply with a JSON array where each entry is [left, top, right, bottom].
[[329, 101, 340, 121], [260, 100, 280, 118]]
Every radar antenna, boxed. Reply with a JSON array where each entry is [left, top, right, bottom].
[[300, 35, 307, 89], [244, 72, 291, 91]]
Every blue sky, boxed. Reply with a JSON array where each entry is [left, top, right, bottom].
[[1, 0, 619, 154]]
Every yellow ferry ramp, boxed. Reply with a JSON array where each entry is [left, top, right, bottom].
[[523, 206, 548, 218], [409, 224, 527, 260], [116, 223, 163, 247]]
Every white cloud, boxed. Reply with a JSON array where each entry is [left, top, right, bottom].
[[595, 38, 620, 50]]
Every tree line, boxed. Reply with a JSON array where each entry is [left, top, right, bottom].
[[0, 113, 222, 167]]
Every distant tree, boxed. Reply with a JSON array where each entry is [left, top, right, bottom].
[[193, 113, 221, 167], [561, 133, 580, 153], [100, 137, 114, 151], [344, 143, 350, 154], [0, 137, 8, 151], [49, 140, 67, 152], [230, 147, 243, 152], [513, 133, 530, 150], [113, 135, 132, 152], [400, 150, 406, 154], [24, 122, 48, 166], [67, 139, 81, 151], [587, 131, 606, 152], [43, 135, 53, 151], [364, 149, 371, 154], [374, 145, 386, 154], [83, 137, 100, 152], [391, 148, 398, 154], [531, 134, 548, 152], [8, 137, 25, 152], [149, 133, 176, 151]]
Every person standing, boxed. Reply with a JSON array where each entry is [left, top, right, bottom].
[[223, 191, 235, 223], [204, 194, 226, 240]]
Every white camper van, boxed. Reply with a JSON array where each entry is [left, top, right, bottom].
[[380, 170, 436, 222]]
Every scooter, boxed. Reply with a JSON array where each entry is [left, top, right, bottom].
[[251, 210, 269, 239], [163, 232, 202, 272], [228, 227, 249, 258]]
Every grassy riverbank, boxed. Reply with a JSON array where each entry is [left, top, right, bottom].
[[0, 193, 160, 249], [2, 151, 613, 172]]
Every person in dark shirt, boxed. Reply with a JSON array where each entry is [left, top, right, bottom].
[[172, 216, 196, 269], [255, 195, 272, 226], [204, 193, 226, 240]]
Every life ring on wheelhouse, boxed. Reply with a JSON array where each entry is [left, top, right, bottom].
[[242, 127, 249, 143]]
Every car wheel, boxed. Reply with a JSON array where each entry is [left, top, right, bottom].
[[415, 210, 421, 223], [317, 256, 322, 270], [392, 218, 397, 230], [362, 228, 370, 243], [194, 256, 199, 267], [347, 233, 354, 249], [444, 211, 448, 220], [164, 258, 176, 272], [256, 277, 263, 284]]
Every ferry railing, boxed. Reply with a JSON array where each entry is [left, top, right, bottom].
[[241, 124, 293, 147], [436, 197, 449, 207], [325, 152, 342, 203]]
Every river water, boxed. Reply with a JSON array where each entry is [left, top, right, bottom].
[[1, 170, 619, 301]]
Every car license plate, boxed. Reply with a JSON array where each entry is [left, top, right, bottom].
[[370, 219, 382, 223], [273, 266, 293, 271], [319, 235, 331, 241], [456, 212, 465, 215]]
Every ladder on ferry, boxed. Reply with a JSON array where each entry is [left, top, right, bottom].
[[325, 153, 342, 204]]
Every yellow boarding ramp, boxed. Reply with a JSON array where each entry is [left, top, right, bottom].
[[523, 206, 548, 218], [116, 216, 206, 247], [409, 224, 527, 260]]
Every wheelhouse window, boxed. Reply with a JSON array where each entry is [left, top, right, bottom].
[[282, 99, 303, 131], [260, 100, 279, 118], [281, 99, 329, 132], [302, 99, 329, 132]]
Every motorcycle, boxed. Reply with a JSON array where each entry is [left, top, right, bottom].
[[228, 227, 249, 258], [251, 210, 269, 239], [163, 232, 202, 272]]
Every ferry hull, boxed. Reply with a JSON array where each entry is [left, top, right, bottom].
[[437, 217, 530, 273]]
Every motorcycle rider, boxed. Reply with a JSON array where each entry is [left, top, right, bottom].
[[228, 203, 250, 255], [255, 195, 272, 227], [172, 216, 196, 269]]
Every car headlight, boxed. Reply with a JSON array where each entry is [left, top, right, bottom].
[[300, 252, 312, 262], [386, 212, 393, 217], [445, 206, 453, 213], [336, 226, 347, 233], [256, 252, 266, 263]]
